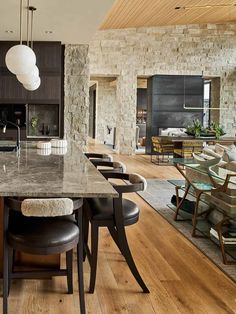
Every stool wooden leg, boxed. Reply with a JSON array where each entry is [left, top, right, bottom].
[[66, 249, 73, 294], [118, 226, 149, 293], [89, 222, 99, 294], [76, 205, 86, 314], [8, 248, 13, 296], [3, 205, 9, 314], [83, 212, 89, 262]]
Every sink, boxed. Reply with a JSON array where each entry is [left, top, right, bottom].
[[0, 146, 17, 152]]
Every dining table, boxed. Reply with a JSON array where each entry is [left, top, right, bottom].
[[0, 141, 118, 310]]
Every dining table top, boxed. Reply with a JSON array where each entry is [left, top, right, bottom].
[[0, 141, 118, 198]]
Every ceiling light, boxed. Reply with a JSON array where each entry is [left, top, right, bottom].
[[45, 30, 53, 34], [5, 0, 40, 91], [5, 30, 14, 33]]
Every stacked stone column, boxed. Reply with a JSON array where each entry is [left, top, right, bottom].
[[64, 45, 90, 150], [115, 71, 137, 155]]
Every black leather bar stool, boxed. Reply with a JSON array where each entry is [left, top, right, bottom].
[[85, 153, 113, 163], [83, 160, 126, 262], [90, 160, 126, 174], [3, 197, 86, 314], [84, 172, 149, 294]]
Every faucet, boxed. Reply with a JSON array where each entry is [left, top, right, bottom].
[[1, 120, 21, 150]]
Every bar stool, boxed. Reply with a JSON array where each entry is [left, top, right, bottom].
[[85, 153, 113, 162], [84, 172, 149, 294], [91, 160, 126, 174], [3, 197, 85, 314]]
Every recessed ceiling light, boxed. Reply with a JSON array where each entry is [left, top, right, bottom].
[[5, 30, 14, 33], [45, 30, 53, 34]]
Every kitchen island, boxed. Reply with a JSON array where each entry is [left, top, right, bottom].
[[0, 142, 118, 271]]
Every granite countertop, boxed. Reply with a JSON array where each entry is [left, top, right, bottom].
[[0, 141, 118, 198]]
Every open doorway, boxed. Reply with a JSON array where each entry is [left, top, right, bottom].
[[136, 78, 148, 152], [89, 83, 96, 139]]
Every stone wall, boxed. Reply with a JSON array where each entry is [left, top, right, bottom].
[[89, 23, 236, 153], [64, 44, 90, 150], [92, 77, 118, 143]]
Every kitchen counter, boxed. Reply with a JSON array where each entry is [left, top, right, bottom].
[[0, 141, 118, 273], [0, 141, 117, 198]]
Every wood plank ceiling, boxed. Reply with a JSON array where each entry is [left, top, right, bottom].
[[100, 0, 236, 29]]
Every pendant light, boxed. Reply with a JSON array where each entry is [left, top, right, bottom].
[[5, 0, 40, 91], [22, 5, 41, 91], [5, 0, 36, 75]]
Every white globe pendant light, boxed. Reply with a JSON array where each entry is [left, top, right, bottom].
[[23, 77, 41, 91], [5, 1, 40, 91], [5, 44, 36, 75], [16, 65, 39, 84]]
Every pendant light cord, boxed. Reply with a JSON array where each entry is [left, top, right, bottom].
[[26, 0, 30, 46], [19, 0, 23, 44], [183, 75, 186, 106], [29, 7, 36, 49]]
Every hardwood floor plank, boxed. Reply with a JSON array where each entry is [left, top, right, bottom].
[[3, 140, 236, 313]]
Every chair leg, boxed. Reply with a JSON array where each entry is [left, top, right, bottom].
[[174, 183, 190, 221], [66, 249, 73, 294], [89, 222, 99, 294], [8, 248, 13, 296], [192, 192, 202, 237], [76, 206, 86, 314], [83, 213, 89, 262], [3, 239, 9, 314], [118, 227, 149, 293], [108, 226, 123, 255]]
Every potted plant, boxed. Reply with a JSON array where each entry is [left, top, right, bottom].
[[31, 116, 39, 136], [210, 121, 225, 139], [185, 119, 225, 138], [185, 119, 203, 137]]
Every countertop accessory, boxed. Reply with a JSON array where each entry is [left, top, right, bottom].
[[51, 147, 67, 155], [51, 139, 67, 148], [36, 148, 51, 156], [36, 141, 51, 150]]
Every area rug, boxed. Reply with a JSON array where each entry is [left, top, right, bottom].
[[138, 179, 236, 283]]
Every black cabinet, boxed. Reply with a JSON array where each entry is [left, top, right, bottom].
[[0, 41, 63, 139], [33, 42, 61, 73], [0, 41, 62, 104], [28, 75, 61, 103], [146, 75, 204, 154], [0, 74, 28, 103]]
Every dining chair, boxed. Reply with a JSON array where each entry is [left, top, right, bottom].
[[151, 136, 174, 164], [84, 172, 149, 294], [3, 197, 86, 314]]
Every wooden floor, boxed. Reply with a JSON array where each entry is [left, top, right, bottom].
[[2, 141, 236, 314]]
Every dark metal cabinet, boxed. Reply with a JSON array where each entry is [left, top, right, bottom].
[[146, 75, 204, 154]]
